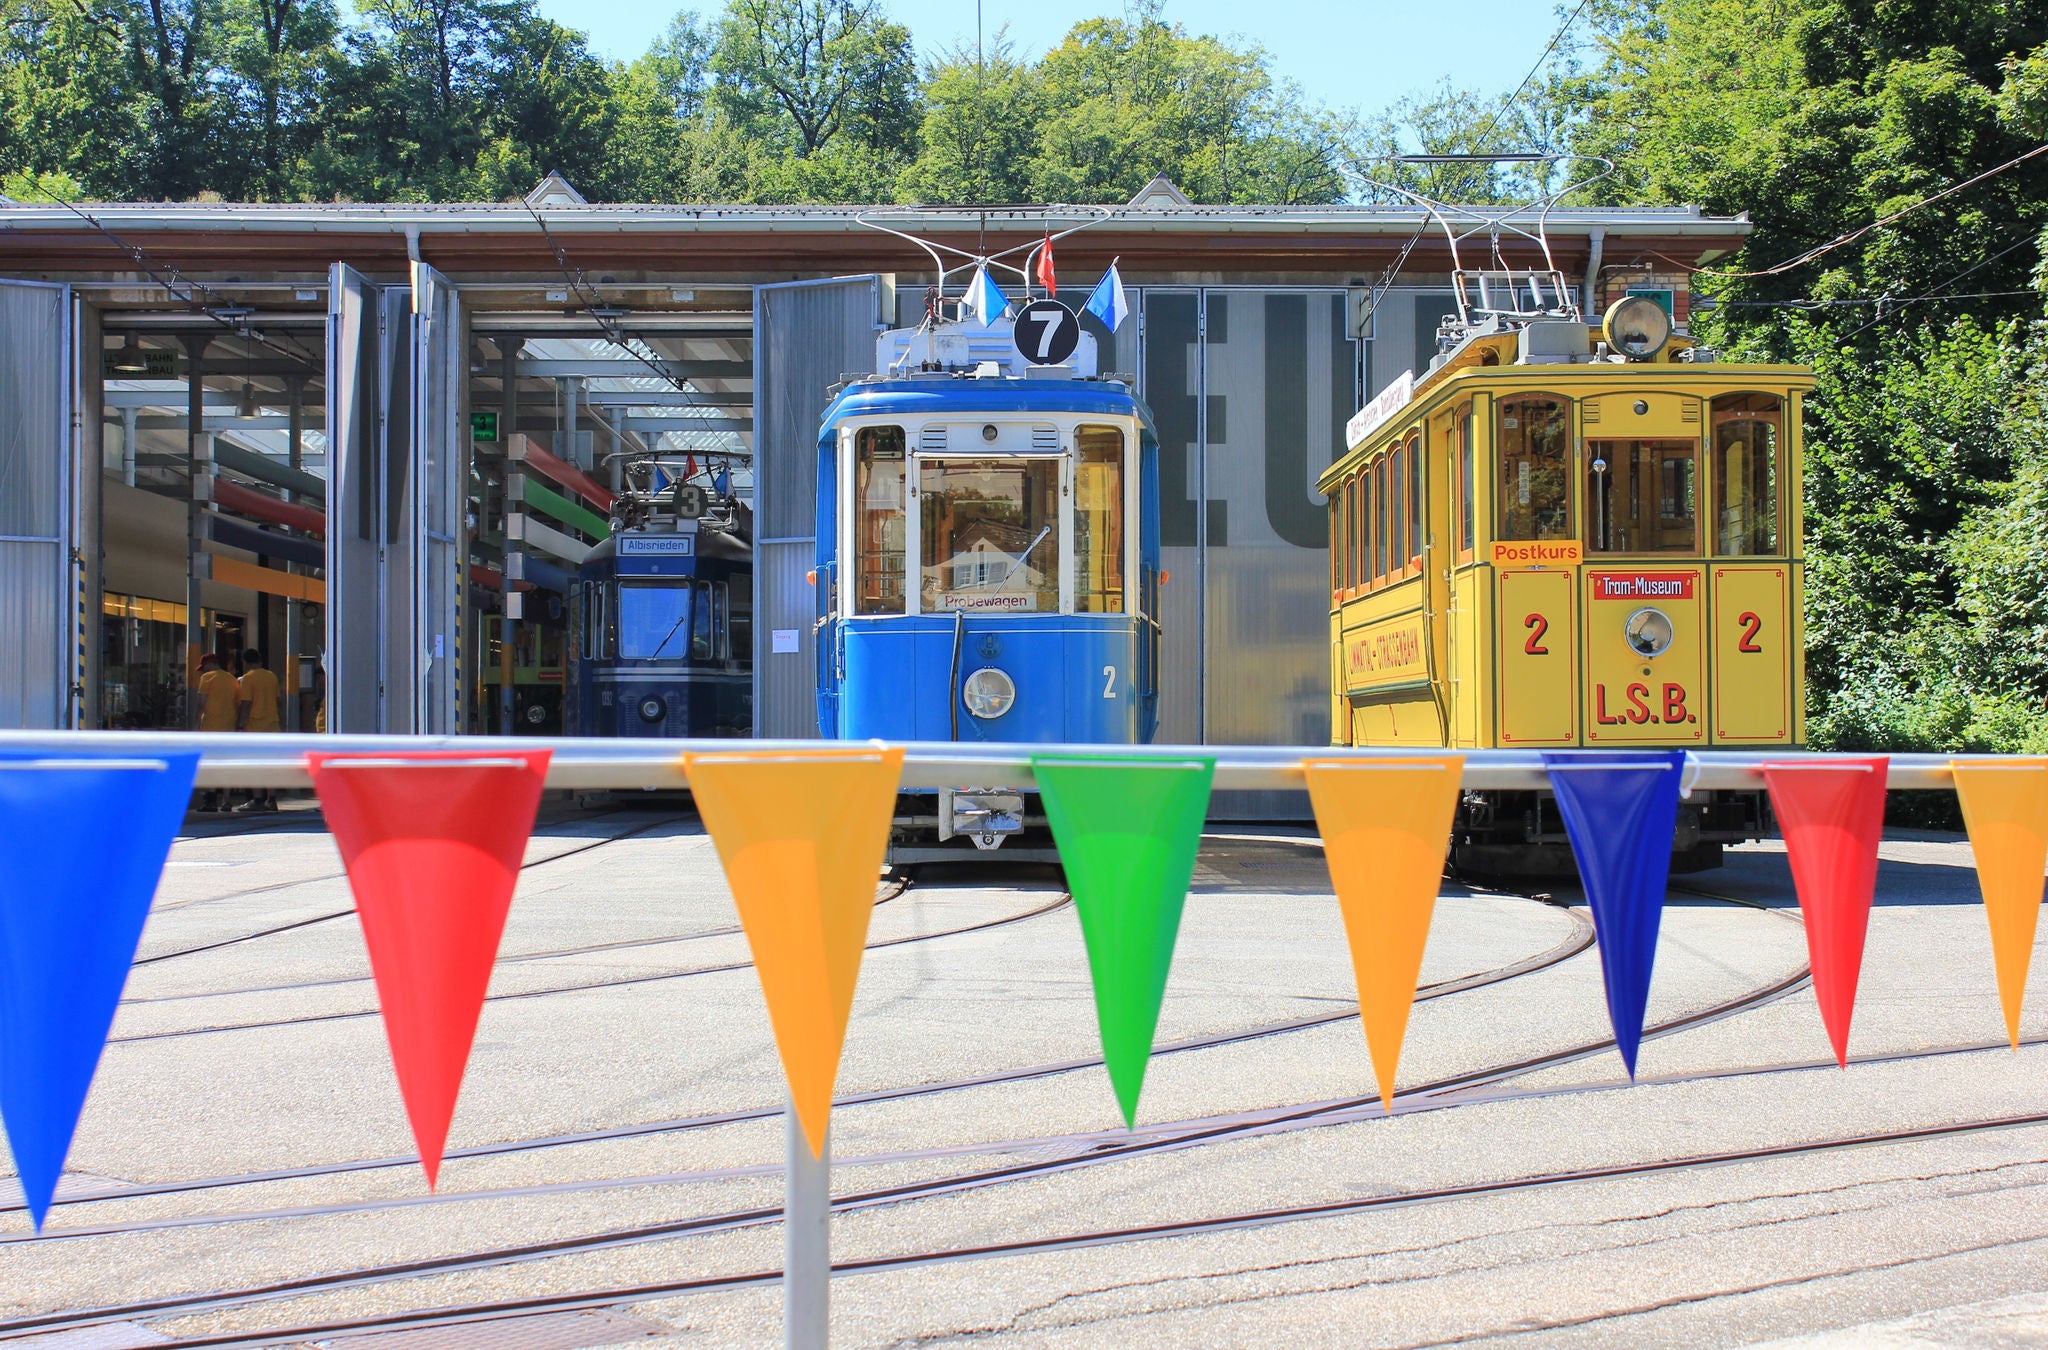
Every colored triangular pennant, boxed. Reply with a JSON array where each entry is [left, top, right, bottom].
[[1951, 758, 2048, 1048], [1543, 752, 1686, 1077], [1032, 754, 1214, 1128], [1304, 757, 1463, 1111], [1761, 759, 1888, 1066], [0, 752, 198, 1228], [681, 747, 904, 1157], [305, 750, 550, 1187]]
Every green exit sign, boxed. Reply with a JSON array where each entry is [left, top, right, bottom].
[[471, 411, 499, 441]]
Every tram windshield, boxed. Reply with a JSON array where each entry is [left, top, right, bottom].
[[921, 458, 1061, 612], [618, 583, 694, 659], [1075, 426, 1124, 613]]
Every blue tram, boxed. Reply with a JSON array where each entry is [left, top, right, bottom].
[[568, 511, 753, 739], [814, 309, 1161, 858]]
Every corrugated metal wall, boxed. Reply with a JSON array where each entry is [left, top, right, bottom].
[[752, 276, 879, 738], [0, 281, 72, 729], [1137, 287, 1359, 817], [410, 262, 466, 733]]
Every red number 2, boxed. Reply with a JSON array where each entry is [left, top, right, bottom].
[[1523, 613, 1550, 656], [1737, 611, 1763, 653]]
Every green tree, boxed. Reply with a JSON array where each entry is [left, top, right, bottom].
[[710, 0, 916, 160], [896, 35, 1038, 205]]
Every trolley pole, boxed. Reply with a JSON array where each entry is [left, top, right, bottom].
[[784, 1101, 830, 1349]]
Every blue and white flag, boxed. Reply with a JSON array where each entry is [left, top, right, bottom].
[[1084, 262, 1129, 332], [966, 266, 1008, 326], [650, 464, 670, 494]]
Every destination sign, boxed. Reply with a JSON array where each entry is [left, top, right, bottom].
[[619, 535, 695, 556], [1589, 571, 1695, 601]]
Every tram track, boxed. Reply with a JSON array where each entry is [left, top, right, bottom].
[[105, 881, 1045, 1044], [131, 810, 672, 964], [13, 894, 1595, 1218]]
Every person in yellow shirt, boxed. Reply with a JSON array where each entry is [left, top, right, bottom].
[[236, 648, 282, 812], [193, 653, 239, 811]]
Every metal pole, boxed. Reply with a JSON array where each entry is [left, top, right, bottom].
[[784, 1101, 829, 1350]]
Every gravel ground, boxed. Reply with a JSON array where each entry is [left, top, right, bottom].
[[1, 805, 2043, 1350]]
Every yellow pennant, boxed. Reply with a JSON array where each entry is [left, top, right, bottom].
[[1304, 756, 1464, 1111], [1953, 759, 2048, 1048], [682, 747, 904, 1155]]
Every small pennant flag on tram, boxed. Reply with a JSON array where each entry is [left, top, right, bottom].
[[966, 266, 1008, 326], [1084, 260, 1128, 333], [1036, 231, 1056, 296]]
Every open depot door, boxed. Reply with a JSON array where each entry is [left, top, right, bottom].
[[0, 281, 76, 729], [327, 261, 469, 735], [752, 276, 881, 739]]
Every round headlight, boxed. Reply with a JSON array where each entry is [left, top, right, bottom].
[[962, 667, 1016, 720], [1604, 295, 1672, 360], [1625, 607, 1676, 658], [639, 696, 666, 722]]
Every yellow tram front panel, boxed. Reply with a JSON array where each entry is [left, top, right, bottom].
[[1580, 565, 1707, 745], [1494, 560, 1578, 746], [1710, 564, 1794, 742]]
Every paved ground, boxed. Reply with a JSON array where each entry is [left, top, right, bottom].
[[1, 803, 2044, 1349]]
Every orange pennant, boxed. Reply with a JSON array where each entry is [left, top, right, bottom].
[[1953, 759, 2048, 1047], [681, 747, 903, 1156], [1304, 756, 1464, 1110]]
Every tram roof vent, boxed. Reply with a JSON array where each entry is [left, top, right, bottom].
[[920, 424, 949, 454], [1031, 424, 1061, 453]]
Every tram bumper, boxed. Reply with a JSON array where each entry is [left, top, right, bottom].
[[938, 789, 1026, 850]]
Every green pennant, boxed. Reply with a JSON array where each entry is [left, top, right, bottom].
[[1033, 754, 1215, 1128]]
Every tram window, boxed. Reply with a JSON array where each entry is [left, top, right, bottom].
[[1355, 472, 1370, 587], [1497, 396, 1571, 540], [855, 426, 907, 614], [920, 457, 1060, 612], [1458, 407, 1475, 553], [1372, 458, 1389, 581], [1332, 481, 1347, 592], [1075, 426, 1126, 613], [1587, 440, 1698, 552], [1713, 393, 1781, 555], [1406, 435, 1423, 567], [618, 583, 693, 659], [690, 581, 715, 660]]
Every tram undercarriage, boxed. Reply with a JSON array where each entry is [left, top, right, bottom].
[[1451, 787, 1770, 878], [886, 789, 1061, 865]]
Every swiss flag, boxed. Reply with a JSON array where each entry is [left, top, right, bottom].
[[1036, 232, 1056, 296]]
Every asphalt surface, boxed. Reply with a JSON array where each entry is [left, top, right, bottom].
[[1, 805, 2043, 1349]]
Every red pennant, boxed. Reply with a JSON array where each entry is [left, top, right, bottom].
[[1036, 232, 1056, 296], [1762, 758, 1888, 1066], [306, 750, 550, 1187]]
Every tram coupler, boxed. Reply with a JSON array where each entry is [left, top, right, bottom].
[[939, 788, 1026, 850]]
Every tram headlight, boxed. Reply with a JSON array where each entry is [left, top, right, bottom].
[[962, 667, 1016, 720], [1604, 295, 1673, 360], [639, 696, 666, 722], [1625, 607, 1676, 658]]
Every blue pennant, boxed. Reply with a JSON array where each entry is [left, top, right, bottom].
[[0, 752, 197, 1227], [1543, 751, 1686, 1077]]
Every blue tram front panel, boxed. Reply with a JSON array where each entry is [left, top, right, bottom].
[[837, 615, 1142, 742]]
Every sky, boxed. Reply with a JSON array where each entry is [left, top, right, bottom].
[[530, 0, 1570, 115]]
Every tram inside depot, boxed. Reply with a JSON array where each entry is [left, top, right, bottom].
[[848, 423, 1129, 617]]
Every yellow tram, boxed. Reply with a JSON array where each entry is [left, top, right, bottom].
[[1319, 292, 1815, 871]]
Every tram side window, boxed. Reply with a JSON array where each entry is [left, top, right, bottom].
[[1406, 434, 1423, 568], [1459, 407, 1475, 554], [1713, 393, 1781, 555], [1075, 426, 1126, 613], [1356, 471, 1371, 587], [855, 426, 907, 614], [1373, 458, 1389, 580], [1498, 396, 1571, 540], [1332, 480, 1348, 591], [690, 581, 715, 660]]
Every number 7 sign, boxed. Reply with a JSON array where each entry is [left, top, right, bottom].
[[1013, 298, 1081, 366]]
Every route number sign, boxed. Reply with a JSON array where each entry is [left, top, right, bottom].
[[1013, 299, 1080, 366]]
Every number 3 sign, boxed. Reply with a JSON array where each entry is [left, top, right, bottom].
[[1013, 298, 1081, 366]]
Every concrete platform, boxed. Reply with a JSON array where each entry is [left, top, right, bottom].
[[1, 808, 2044, 1349]]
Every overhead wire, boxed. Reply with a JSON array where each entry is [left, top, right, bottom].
[[16, 175, 317, 366], [1359, 0, 1591, 332]]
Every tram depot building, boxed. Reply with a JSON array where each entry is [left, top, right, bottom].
[[0, 179, 1744, 814]]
